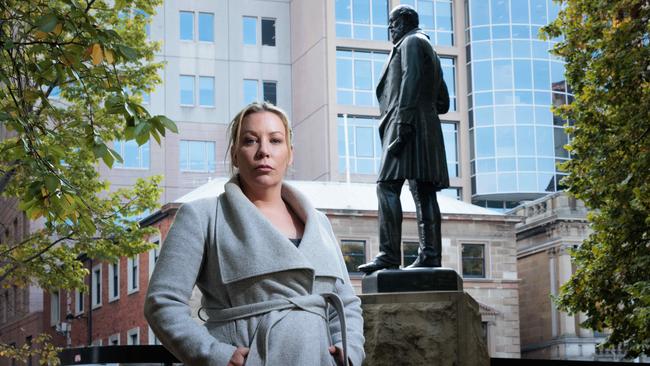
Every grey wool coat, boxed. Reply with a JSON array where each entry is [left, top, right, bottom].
[[375, 28, 451, 188], [144, 177, 365, 366]]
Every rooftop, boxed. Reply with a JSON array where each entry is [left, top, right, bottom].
[[175, 178, 503, 216]]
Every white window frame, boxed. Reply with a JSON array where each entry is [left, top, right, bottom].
[[148, 326, 161, 345], [108, 261, 120, 302], [50, 291, 60, 326], [179, 11, 194, 41], [113, 140, 150, 170], [108, 333, 120, 346], [459, 242, 490, 279], [127, 255, 139, 294], [179, 140, 216, 173], [91, 264, 102, 309], [197, 12, 215, 43], [148, 235, 161, 279], [198, 76, 215, 107], [180, 74, 196, 106], [74, 289, 84, 315], [127, 327, 140, 345]]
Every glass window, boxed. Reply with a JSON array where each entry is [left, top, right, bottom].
[[536, 127, 554, 157], [491, 25, 510, 39], [442, 122, 458, 177], [530, 0, 548, 25], [475, 127, 495, 158], [402, 0, 453, 45], [198, 13, 214, 42], [511, 0, 529, 23], [512, 40, 531, 58], [441, 57, 456, 112], [470, 0, 490, 26], [492, 40, 511, 59], [476, 158, 496, 173], [50, 291, 60, 325], [336, 49, 388, 107], [491, 0, 509, 24], [473, 107, 494, 126], [243, 79, 258, 105], [533, 60, 550, 90], [91, 266, 101, 307], [243, 16, 257, 45], [180, 75, 194, 105], [114, 140, 150, 169], [494, 105, 514, 125], [179, 11, 194, 41], [474, 91, 494, 107], [402, 241, 419, 267], [471, 26, 491, 41], [337, 0, 388, 40], [340, 240, 366, 273], [498, 172, 517, 191], [493, 60, 513, 90], [338, 115, 382, 174], [472, 61, 493, 91], [179, 140, 216, 172], [199, 76, 214, 107], [554, 127, 569, 158], [263, 81, 277, 105], [462, 243, 485, 278], [511, 25, 530, 39], [472, 41, 491, 60], [261, 18, 276, 46], [128, 256, 139, 293], [75, 289, 83, 315], [516, 105, 535, 125], [108, 262, 119, 301], [532, 40, 550, 59], [514, 60, 533, 89], [496, 126, 515, 156]]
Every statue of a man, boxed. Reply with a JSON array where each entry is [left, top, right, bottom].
[[358, 5, 450, 274]]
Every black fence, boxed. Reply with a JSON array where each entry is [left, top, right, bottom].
[[58, 346, 649, 365]]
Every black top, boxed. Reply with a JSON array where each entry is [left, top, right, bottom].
[[289, 238, 302, 248]]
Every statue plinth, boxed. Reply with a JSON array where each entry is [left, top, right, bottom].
[[360, 291, 489, 366], [361, 267, 463, 294]]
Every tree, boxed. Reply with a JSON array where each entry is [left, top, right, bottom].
[[0, 0, 176, 359], [543, 0, 650, 358]]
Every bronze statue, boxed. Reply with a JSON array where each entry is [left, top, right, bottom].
[[358, 5, 450, 274]]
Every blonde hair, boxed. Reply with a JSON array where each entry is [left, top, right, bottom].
[[226, 102, 292, 174]]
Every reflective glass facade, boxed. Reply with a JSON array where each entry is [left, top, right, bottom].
[[336, 0, 389, 41], [401, 0, 454, 46], [466, 0, 570, 202]]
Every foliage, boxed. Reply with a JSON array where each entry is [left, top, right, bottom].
[[543, 0, 650, 357], [0, 334, 61, 366], [0, 0, 176, 294]]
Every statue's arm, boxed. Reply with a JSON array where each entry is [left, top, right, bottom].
[[436, 63, 450, 115]]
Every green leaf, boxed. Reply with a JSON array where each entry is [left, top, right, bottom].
[[154, 115, 178, 133], [117, 44, 138, 60], [44, 175, 60, 192], [36, 14, 59, 32]]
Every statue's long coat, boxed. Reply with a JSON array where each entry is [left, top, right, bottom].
[[376, 28, 451, 188], [144, 179, 365, 366]]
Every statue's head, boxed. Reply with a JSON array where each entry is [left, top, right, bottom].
[[388, 5, 419, 44]]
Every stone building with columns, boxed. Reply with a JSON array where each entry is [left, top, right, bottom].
[[512, 192, 647, 362]]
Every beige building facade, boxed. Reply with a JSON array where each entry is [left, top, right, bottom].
[[512, 193, 647, 362]]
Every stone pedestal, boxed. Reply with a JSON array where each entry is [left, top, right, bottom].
[[361, 267, 463, 293], [360, 291, 489, 366]]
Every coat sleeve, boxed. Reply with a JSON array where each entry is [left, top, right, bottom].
[[322, 217, 366, 366], [397, 35, 424, 134], [144, 202, 237, 366]]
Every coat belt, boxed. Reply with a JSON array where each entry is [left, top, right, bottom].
[[200, 293, 349, 366]]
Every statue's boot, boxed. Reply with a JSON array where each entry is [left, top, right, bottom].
[[406, 181, 442, 268], [358, 180, 404, 274]]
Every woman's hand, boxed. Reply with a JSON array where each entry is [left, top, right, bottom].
[[328, 345, 351, 366], [227, 347, 249, 366]]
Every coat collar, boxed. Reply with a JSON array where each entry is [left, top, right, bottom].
[[376, 28, 425, 95], [216, 176, 344, 284]]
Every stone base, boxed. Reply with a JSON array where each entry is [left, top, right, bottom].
[[360, 291, 489, 366], [361, 267, 463, 294]]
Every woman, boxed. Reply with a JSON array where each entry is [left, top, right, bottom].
[[144, 102, 365, 366]]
